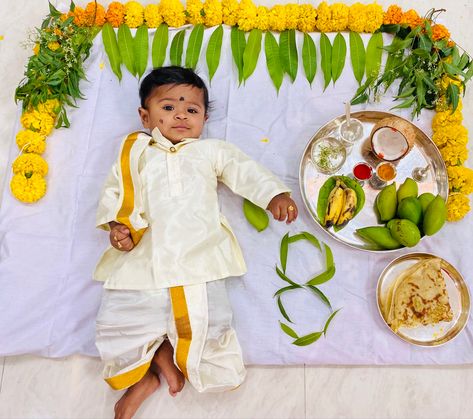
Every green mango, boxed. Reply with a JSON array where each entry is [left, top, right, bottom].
[[397, 196, 423, 225], [389, 219, 421, 247], [356, 226, 402, 250], [418, 192, 435, 214], [397, 177, 418, 202], [423, 195, 447, 236], [376, 183, 397, 222]]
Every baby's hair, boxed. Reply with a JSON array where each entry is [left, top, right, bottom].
[[139, 66, 209, 113]]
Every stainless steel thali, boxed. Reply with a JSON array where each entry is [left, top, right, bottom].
[[376, 253, 470, 346], [299, 111, 449, 252]]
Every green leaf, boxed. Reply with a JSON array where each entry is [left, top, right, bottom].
[[418, 34, 432, 51], [443, 62, 463, 77], [458, 52, 470, 71], [380, 24, 400, 34], [231, 27, 246, 84], [323, 308, 341, 335], [280, 232, 289, 273], [316, 176, 337, 223], [306, 265, 335, 286], [152, 23, 169, 68], [394, 86, 415, 98], [134, 25, 149, 80], [277, 296, 293, 324], [451, 46, 460, 66], [102, 23, 122, 80], [306, 285, 332, 309], [185, 24, 204, 70], [447, 83, 460, 113], [170, 29, 186, 66], [331, 33, 347, 85], [302, 33, 317, 86], [118, 24, 135, 76], [275, 265, 301, 288], [264, 31, 284, 92], [242, 29, 262, 81], [324, 243, 334, 270], [320, 33, 332, 90], [279, 29, 298, 82], [349, 32, 365, 85], [365, 32, 383, 80], [243, 198, 269, 232], [206, 25, 223, 82], [391, 96, 415, 110], [301, 231, 321, 250], [274, 285, 300, 297], [292, 331, 323, 346], [279, 321, 299, 339]]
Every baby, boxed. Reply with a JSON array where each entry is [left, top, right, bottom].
[[94, 66, 298, 419]]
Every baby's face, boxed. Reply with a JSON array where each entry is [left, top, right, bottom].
[[139, 84, 207, 144]]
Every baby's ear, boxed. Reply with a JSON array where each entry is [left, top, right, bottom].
[[204, 113, 209, 122], [138, 107, 149, 128]]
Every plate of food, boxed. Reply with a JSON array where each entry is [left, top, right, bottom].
[[376, 253, 470, 346], [299, 111, 449, 252]]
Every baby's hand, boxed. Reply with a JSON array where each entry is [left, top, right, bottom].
[[267, 193, 298, 224], [109, 222, 135, 251]]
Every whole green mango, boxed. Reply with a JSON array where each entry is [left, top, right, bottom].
[[356, 226, 402, 250], [423, 195, 446, 236], [418, 192, 435, 214], [397, 197, 423, 225], [397, 177, 418, 202], [376, 183, 397, 222], [389, 219, 421, 247]]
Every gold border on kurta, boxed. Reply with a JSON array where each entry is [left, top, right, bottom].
[[170, 286, 192, 379]]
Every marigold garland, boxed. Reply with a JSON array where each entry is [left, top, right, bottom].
[[10, 173, 47, 204]]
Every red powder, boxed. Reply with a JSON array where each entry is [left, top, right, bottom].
[[353, 163, 373, 180]]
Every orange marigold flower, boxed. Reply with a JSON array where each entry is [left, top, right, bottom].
[[400, 9, 423, 28], [69, 6, 87, 26], [447, 40, 456, 47], [432, 24, 450, 41], [106, 2, 125, 27], [383, 5, 402, 25], [84, 2, 106, 26]]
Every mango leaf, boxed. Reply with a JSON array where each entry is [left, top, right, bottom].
[[102, 22, 122, 81], [447, 83, 460, 113], [264, 31, 284, 92], [349, 32, 365, 85], [279, 29, 298, 82], [243, 198, 269, 232], [302, 33, 317, 86], [231, 27, 246, 84], [280, 232, 289, 273], [277, 296, 293, 324], [320, 33, 332, 90], [279, 322, 299, 339], [206, 25, 223, 82], [331, 33, 346, 85], [170, 29, 186, 66], [365, 32, 383, 80], [243, 28, 262, 81], [185, 23, 204, 70], [152, 23, 169, 68], [323, 308, 341, 335], [292, 331, 323, 346], [117, 24, 135, 76], [134, 25, 149, 80], [306, 285, 332, 309]]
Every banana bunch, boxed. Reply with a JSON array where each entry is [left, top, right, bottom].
[[324, 180, 358, 227]]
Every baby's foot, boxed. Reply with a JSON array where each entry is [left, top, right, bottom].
[[152, 340, 185, 397], [114, 370, 160, 419]]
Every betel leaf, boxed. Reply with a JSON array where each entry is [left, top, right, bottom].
[[243, 198, 269, 232], [264, 31, 284, 92], [331, 32, 347, 85], [206, 25, 223, 82], [365, 32, 383, 81], [292, 331, 323, 346], [280, 232, 289, 273], [231, 27, 246, 84], [152, 23, 169, 68], [134, 25, 149, 80], [101, 22, 122, 81], [316, 176, 337, 223], [279, 322, 299, 339], [242, 28, 262, 81], [320, 33, 332, 90], [185, 23, 204, 70], [279, 29, 298, 82], [349, 31, 365, 85], [302, 33, 317, 86], [170, 29, 186, 66], [117, 24, 135, 76]]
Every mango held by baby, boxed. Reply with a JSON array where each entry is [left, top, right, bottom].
[[423, 195, 446, 235], [356, 226, 402, 250], [388, 219, 421, 247], [376, 183, 397, 222]]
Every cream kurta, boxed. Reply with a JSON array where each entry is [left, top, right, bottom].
[[94, 128, 290, 289]]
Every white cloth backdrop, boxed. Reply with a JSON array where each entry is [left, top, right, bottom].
[[1, 27, 472, 364]]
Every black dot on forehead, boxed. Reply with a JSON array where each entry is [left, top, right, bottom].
[[179, 96, 185, 101]]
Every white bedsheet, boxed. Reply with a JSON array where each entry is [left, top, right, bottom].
[[0, 28, 472, 364]]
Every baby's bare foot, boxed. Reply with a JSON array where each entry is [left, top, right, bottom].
[[114, 370, 160, 419], [152, 340, 185, 397]]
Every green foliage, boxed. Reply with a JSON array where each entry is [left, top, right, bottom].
[[302, 33, 317, 86], [102, 22, 122, 81], [264, 31, 284, 92], [331, 33, 347, 84], [185, 24, 204, 70], [242, 29, 262, 81], [134, 25, 149, 80], [117, 24, 135, 76], [320, 33, 332, 90], [231, 27, 246, 84], [279, 29, 298, 82], [152, 24, 169, 68], [349, 31, 365, 85], [206, 25, 223, 82], [170, 29, 186, 66]]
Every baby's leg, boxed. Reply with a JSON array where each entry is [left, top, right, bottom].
[[150, 339, 185, 396], [114, 370, 160, 419]]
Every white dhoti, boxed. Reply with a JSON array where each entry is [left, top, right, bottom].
[[95, 279, 246, 393]]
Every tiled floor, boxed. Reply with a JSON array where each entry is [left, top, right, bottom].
[[1, 0, 473, 418]]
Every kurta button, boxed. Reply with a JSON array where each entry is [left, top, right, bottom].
[[148, 139, 156, 146], [170, 146, 176, 153]]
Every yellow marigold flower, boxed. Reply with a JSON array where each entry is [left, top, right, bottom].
[[12, 154, 48, 177], [160, 0, 186, 27], [60, 13, 68, 22], [316, 1, 333, 32], [284, 4, 300, 30], [203, 0, 222, 27], [400, 9, 422, 28], [186, 0, 205, 25], [37, 99, 61, 116], [364, 3, 383, 33], [124, 1, 144, 28], [297, 4, 317, 33], [448, 166, 473, 194], [383, 5, 402, 25], [47, 41, 60, 51], [237, 0, 258, 32], [33, 43, 40, 55], [330, 3, 349, 32], [70, 6, 87, 26], [432, 108, 463, 129], [16, 130, 46, 154], [10, 173, 47, 203], [268, 5, 286, 32], [432, 124, 468, 148], [222, 0, 239, 26], [106, 2, 125, 27], [447, 193, 470, 222], [440, 143, 468, 166], [254, 6, 269, 31], [432, 23, 450, 41], [83, 2, 106, 26], [144, 4, 162, 28], [347, 2, 366, 33], [20, 110, 55, 136]]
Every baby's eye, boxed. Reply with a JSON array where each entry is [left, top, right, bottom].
[[163, 105, 174, 111], [188, 108, 198, 114]]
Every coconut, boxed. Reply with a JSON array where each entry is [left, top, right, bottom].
[[370, 117, 416, 161]]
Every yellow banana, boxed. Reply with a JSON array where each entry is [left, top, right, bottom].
[[324, 181, 345, 227], [336, 186, 358, 227]]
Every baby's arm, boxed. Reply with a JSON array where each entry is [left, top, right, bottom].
[[109, 221, 135, 251], [267, 192, 298, 224]]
